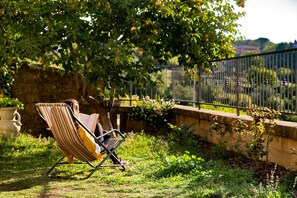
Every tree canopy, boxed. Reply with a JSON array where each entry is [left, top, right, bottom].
[[0, 0, 245, 102]]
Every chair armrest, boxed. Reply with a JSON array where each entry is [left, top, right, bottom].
[[97, 129, 125, 140], [94, 130, 126, 152]]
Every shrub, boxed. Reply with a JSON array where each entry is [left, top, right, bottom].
[[129, 97, 175, 131], [155, 151, 211, 178], [265, 96, 285, 111], [0, 97, 24, 109], [173, 83, 194, 101], [247, 108, 280, 165], [168, 124, 195, 142]]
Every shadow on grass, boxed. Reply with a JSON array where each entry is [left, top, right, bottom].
[[0, 171, 71, 198], [0, 174, 50, 191], [0, 153, 57, 193], [0, 136, 62, 193]]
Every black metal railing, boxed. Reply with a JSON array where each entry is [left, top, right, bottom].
[[125, 48, 297, 115]]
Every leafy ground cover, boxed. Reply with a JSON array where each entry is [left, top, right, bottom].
[[0, 131, 296, 197]]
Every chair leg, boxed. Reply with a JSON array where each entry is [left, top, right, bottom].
[[47, 138, 126, 179], [47, 156, 65, 177], [83, 155, 111, 179], [103, 140, 126, 170], [84, 140, 126, 179]]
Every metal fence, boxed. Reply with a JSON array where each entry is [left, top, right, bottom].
[[127, 48, 297, 115]]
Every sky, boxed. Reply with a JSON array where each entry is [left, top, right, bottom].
[[237, 0, 297, 43]]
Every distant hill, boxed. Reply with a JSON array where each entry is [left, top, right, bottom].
[[234, 38, 297, 57]]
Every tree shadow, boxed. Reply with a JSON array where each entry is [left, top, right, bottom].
[[0, 174, 50, 192], [0, 139, 63, 194]]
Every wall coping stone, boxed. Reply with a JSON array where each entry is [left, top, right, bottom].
[[173, 105, 297, 140]]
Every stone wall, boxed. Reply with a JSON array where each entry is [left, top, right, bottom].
[[172, 105, 297, 170], [13, 66, 81, 136], [113, 105, 297, 170]]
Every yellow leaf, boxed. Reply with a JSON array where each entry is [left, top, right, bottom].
[[0, 9, 5, 16], [237, 0, 245, 8]]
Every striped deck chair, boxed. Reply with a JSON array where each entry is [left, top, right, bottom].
[[35, 103, 126, 179]]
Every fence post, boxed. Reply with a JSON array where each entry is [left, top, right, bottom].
[[197, 67, 201, 110], [236, 59, 240, 116], [295, 52, 297, 114], [193, 79, 196, 107], [129, 80, 133, 106]]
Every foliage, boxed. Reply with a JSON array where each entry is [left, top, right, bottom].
[[217, 92, 253, 107], [278, 68, 295, 83], [209, 115, 231, 154], [265, 96, 285, 111], [229, 118, 248, 152], [247, 65, 278, 87], [167, 123, 200, 150], [200, 82, 220, 103], [209, 115, 225, 137], [247, 108, 281, 164], [173, 83, 195, 101], [0, 0, 244, 102], [251, 86, 276, 108], [0, 97, 24, 109], [129, 97, 175, 131], [232, 118, 248, 134], [152, 70, 173, 99], [279, 113, 297, 122], [209, 108, 281, 165], [0, 65, 16, 97], [238, 93, 253, 107], [155, 151, 211, 178], [255, 165, 292, 198]]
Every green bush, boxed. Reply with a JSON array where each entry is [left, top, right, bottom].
[[0, 97, 24, 109], [265, 96, 285, 111], [129, 97, 175, 131], [200, 83, 220, 103], [155, 151, 211, 178], [173, 83, 194, 101], [167, 123, 197, 146], [0, 65, 15, 97]]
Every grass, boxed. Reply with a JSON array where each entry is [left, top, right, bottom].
[[0, 131, 295, 197], [199, 104, 248, 115], [200, 104, 297, 122]]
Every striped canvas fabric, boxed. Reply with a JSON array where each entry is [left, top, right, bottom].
[[36, 103, 98, 162]]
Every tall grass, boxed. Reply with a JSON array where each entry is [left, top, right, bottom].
[[0, 132, 294, 197]]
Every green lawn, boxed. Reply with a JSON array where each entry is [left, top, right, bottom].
[[0, 132, 294, 197]]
